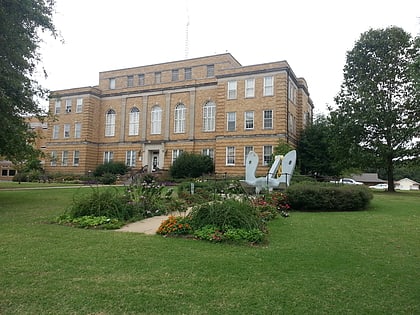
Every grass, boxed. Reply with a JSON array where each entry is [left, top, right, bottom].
[[0, 187, 419, 314]]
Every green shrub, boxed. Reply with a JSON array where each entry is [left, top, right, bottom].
[[93, 161, 128, 177], [189, 199, 262, 230], [98, 173, 117, 185], [169, 152, 214, 178], [286, 182, 373, 211], [67, 187, 134, 220], [193, 225, 265, 244], [54, 214, 124, 229]]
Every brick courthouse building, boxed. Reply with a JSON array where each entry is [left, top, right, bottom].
[[44, 53, 313, 177]]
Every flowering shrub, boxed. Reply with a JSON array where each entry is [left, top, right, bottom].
[[156, 216, 193, 236]]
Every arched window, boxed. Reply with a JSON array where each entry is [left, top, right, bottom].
[[151, 105, 162, 134], [129, 107, 140, 136], [174, 103, 186, 133], [203, 101, 215, 131], [105, 109, 116, 136]]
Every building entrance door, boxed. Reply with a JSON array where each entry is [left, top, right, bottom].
[[151, 151, 159, 171]]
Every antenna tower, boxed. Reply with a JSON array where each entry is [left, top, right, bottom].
[[184, 1, 190, 59]]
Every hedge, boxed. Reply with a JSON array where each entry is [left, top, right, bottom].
[[286, 182, 373, 211]]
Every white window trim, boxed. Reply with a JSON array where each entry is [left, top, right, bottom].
[[227, 112, 236, 131], [129, 107, 140, 136], [245, 78, 255, 98], [73, 151, 80, 166], [151, 105, 162, 134], [174, 104, 186, 133], [245, 111, 254, 130], [203, 102, 215, 132], [74, 122, 81, 138], [263, 146, 273, 166], [76, 98, 83, 113], [263, 76, 274, 96], [226, 146, 235, 165], [227, 81, 237, 100], [105, 110, 116, 137], [263, 110, 273, 129]]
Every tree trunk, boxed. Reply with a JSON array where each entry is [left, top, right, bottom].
[[387, 155, 395, 192]]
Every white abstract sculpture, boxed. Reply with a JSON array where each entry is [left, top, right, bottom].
[[243, 150, 297, 194]]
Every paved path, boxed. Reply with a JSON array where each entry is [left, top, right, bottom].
[[116, 210, 190, 235], [116, 215, 169, 235]]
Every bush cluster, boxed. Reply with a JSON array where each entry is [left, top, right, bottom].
[[286, 183, 373, 211], [169, 152, 214, 178]]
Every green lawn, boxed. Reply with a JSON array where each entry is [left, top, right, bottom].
[[0, 188, 419, 314]]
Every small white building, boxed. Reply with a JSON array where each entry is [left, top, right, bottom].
[[395, 178, 419, 191]]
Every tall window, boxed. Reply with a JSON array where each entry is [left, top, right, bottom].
[[76, 98, 83, 113], [126, 150, 136, 167], [172, 69, 179, 81], [288, 80, 297, 103], [129, 107, 140, 136], [74, 122, 81, 138], [207, 64, 214, 77], [62, 151, 69, 166], [50, 151, 57, 166], [245, 111, 254, 130], [227, 112, 236, 131], [52, 125, 59, 139], [202, 148, 214, 160], [73, 151, 80, 166], [172, 149, 184, 163], [263, 146, 273, 166], [109, 78, 116, 89], [244, 146, 254, 164], [288, 113, 296, 134], [263, 110, 273, 129], [174, 103, 186, 133], [154, 72, 161, 84], [103, 151, 113, 163], [105, 109, 116, 136], [185, 67, 192, 80], [245, 78, 255, 98], [127, 75, 134, 87], [65, 99, 72, 113], [227, 81, 237, 99], [263, 76, 274, 96], [138, 74, 145, 86], [226, 146, 235, 165], [203, 101, 215, 131], [63, 124, 70, 138], [54, 100, 61, 114], [151, 105, 162, 134]]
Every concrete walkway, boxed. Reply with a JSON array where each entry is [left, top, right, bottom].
[[116, 215, 169, 235], [116, 210, 190, 235]]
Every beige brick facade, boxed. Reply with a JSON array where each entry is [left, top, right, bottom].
[[44, 53, 313, 177]]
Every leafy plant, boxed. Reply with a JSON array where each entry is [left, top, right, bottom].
[[286, 182, 373, 211], [169, 152, 214, 178], [189, 199, 263, 231], [93, 161, 128, 177], [54, 214, 123, 229]]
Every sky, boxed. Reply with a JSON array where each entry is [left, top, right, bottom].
[[37, 0, 420, 114]]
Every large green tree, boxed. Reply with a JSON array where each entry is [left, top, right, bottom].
[[331, 27, 420, 192], [297, 115, 339, 177], [0, 0, 57, 162]]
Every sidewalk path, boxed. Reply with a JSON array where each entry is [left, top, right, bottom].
[[116, 215, 169, 235]]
